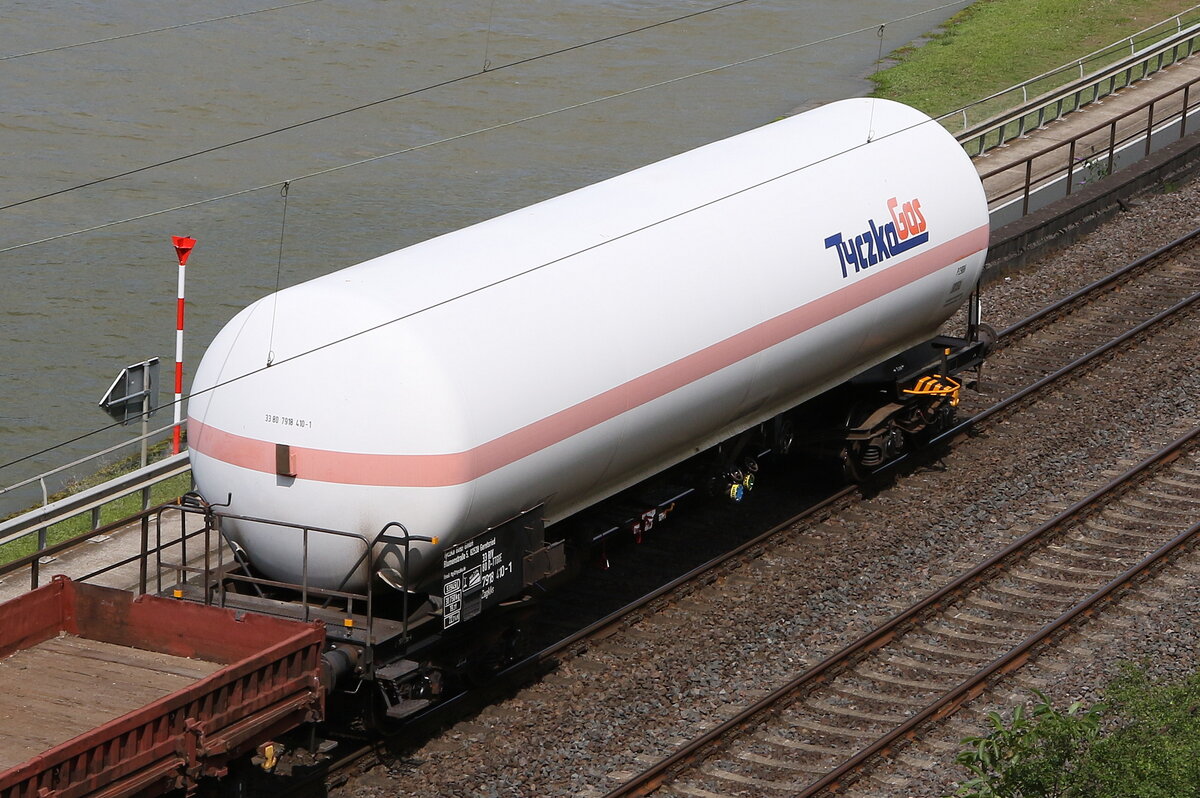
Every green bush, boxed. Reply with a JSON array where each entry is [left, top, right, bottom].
[[950, 665, 1200, 797], [952, 689, 1104, 798], [1073, 664, 1200, 796]]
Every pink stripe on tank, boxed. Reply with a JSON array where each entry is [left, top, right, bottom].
[[190, 224, 989, 487]]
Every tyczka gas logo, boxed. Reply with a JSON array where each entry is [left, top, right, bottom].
[[823, 197, 928, 278]]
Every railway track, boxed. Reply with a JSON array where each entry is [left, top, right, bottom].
[[607, 426, 1200, 797], [968, 227, 1200, 410], [586, 233, 1200, 797], [322, 229, 1200, 797]]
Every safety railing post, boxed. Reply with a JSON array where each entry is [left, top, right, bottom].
[[179, 512, 187, 590], [1066, 139, 1077, 196], [1183, 84, 1191, 138], [301, 528, 310, 621], [1146, 102, 1155, 157], [31, 527, 46, 589], [155, 511, 163, 594], [139, 514, 149, 594], [1022, 160, 1033, 216]]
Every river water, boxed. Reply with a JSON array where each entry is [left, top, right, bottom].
[[0, 0, 969, 506]]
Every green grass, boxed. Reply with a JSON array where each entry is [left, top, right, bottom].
[[0, 443, 193, 568], [872, 0, 1198, 118]]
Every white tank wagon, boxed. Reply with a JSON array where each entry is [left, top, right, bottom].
[[187, 98, 989, 604]]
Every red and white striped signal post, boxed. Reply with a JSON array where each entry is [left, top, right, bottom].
[[170, 236, 196, 454]]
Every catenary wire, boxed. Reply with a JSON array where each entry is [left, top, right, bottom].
[[0, 109, 939, 475], [0, 0, 756, 214], [0, 0, 973, 471], [0, 0, 973, 257], [0, 0, 325, 61]]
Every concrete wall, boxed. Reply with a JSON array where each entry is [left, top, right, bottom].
[[983, 127, 1200, 282]]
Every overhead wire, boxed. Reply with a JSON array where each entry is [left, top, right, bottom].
[[0, 0, 973, 257], [0, 0, 974, 472], [0, 0, 325, 62], [0, 0, 756, 215]]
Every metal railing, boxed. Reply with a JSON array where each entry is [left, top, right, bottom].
[[979, 73, 1200, 223], [948, 8, 1200, 154], [0, 420, 181, 507], [157, 504, 437, 659], [0, 451, 192, 587]]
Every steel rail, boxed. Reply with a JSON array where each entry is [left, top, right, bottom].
[[873, 272, 1200, 479], [807, 469, 1200, 795], [603, 275, 1200, 796], [603, 424, 1200, 797], [993, 225, 1200, 343], [955, 286, 1200, 432]]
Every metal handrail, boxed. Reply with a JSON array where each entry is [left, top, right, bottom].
[[0, 451, 190, 548], [951, 18, 1200, 155], [157, 506, 438, 656], [0, 420, 182, 505], [962, 4, 1200, 112], [979, 73, 1200, 215]]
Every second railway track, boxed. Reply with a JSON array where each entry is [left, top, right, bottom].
[[609, 429, 1200, 797]]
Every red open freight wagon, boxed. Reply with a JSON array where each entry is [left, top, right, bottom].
[[0, 576, 325, 798]]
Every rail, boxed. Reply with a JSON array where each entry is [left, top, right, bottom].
[[949, 9, 1200, 153], [609, 427, 1200, 797], [0, 420, 183, 506], [806, 441, 1200, 795], [604, 236, 1200, 795], [158, 502, 402, 655]]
